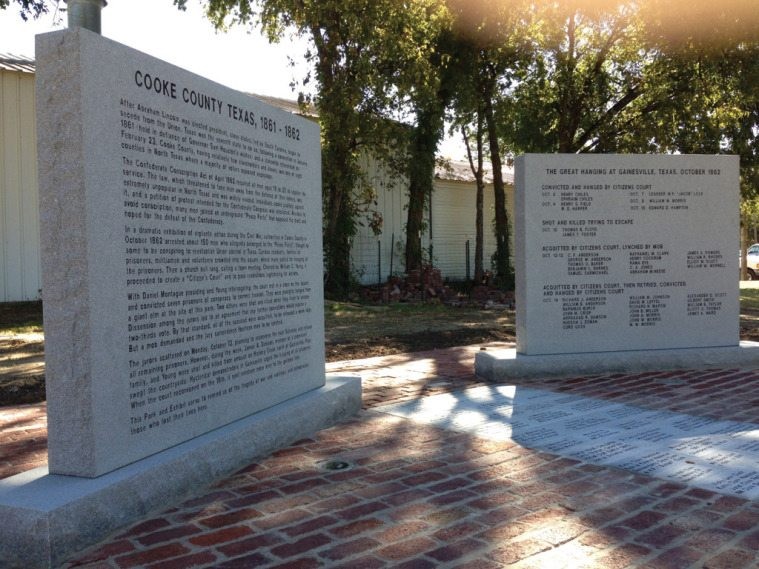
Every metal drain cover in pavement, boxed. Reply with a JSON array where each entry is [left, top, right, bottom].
[[319, 460, 353, 472]]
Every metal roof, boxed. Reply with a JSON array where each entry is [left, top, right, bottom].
[[249, 92, 318, 117], [0, 53, 35, 73], [435, 159, 515, 185]]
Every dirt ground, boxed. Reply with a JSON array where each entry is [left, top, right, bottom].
[[3, 299, 759, 407], [0, 301, 45, 405], [323, 301, 515, 360], [0, 301, 515, 407]]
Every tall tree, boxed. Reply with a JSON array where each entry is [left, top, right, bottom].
[[501, 0, 759, 158], [188, 0, 435, 297], [483, 60, 512, 287], [462, 117, 486, 282], [501, 1, 664, 155], [642, 0, 759, 273], [641, 0, 759, 186], [397, 5, 454, 276], [405, 100, 446, 274], [447, 26, 488, 283], [447, 0, 524, 287]]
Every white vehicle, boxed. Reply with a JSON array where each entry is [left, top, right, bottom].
[[742, 243, 759, 280]]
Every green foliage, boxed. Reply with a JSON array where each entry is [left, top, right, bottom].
[[181, 0, 757, 294], [501, 2, 659, 154], [0, 0, 47, 20], [496, 0, 758, 204], [641, 1, 759, 200], [195, 0, 447, 297]]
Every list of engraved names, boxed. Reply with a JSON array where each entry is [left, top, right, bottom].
[[517, 154, 738, 354], [538, 166, 723, 331], [119, 94, 314, 435]]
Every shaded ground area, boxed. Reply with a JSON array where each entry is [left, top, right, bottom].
[[0, 301, 515, 406], [324, 301, 514, 361], [0, 301, 45, 406], [0, 335, 45, 405], [0, 300, 42, 330], [326, 326, 513, 361], [5, 292, 759, 407]]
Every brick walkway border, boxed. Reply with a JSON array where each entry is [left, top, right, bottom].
[[1, 343, 758, 568]]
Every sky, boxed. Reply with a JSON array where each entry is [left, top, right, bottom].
[[0, 0, 466, 159], [0, 0, 309, 99]]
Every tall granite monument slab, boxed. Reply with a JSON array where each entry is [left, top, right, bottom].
[[37, 29, 332, 477], [475, 153, 758, 380], [0, 28, 360, 569], [515, 153, 739, 355]]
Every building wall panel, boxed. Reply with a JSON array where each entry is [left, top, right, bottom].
[[0, 70, 40, 302], [351, 171, 515, 286]]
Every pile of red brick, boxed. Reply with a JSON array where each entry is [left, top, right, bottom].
[[361, 265, 515, 308]]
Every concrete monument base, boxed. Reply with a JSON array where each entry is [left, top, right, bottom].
[[0, 375, 361, 569], [476, 341, 759, 381]]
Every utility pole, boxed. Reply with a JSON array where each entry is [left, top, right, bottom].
[[64, 0, 107, 34]]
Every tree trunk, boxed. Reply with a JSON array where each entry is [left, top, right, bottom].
[[315, 36, 361, 299], [405, 175, 426, 274], [484, 86, 512, 288], [322, 136, 356, 298], [319, 95, 362, 299], [405, 105, 443, 274], [463, 117, 485, 283]]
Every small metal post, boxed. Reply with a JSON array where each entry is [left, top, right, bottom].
[[466, 240, 471, 281], [65, 0, 107, 34], [428, 192, 433, 265], [389, 233, 394, 278], [377, 240, 382, 287]]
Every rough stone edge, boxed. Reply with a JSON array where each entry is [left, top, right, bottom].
[[0, 374, 361, 569], [36, 29, 96, 476], [513, 155, 527, 352], [475, 341, 759, 380]]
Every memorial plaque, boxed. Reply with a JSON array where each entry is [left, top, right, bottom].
[[37, 29, 325, 476], [515, 154, 739, 355]]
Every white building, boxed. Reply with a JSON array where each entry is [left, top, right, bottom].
[[351, 158, 514, 285], [0, 54, 40, 302]]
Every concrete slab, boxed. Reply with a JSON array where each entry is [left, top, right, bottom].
[[376, 383, 759, 499], [0, 375, 360, 569], [475, 341, 759, 380]]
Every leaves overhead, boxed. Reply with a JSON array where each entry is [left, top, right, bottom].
[[192, 0, 452, 296], [0, 0, 49, 20]]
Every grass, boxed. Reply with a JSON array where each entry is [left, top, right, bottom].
[[739, 286, 759, 311], [325, 299, 452, 315], [324, 300, 513, 344], [3, 325, 42, 335], [0, 301, 43, 335]]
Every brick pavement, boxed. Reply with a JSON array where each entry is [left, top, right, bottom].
[[1, 343, 758, 568], [0, 401, 47, 479]]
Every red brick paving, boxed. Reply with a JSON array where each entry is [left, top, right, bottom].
[[0, 401, 47, 479], [1, 343, 758, 567]]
